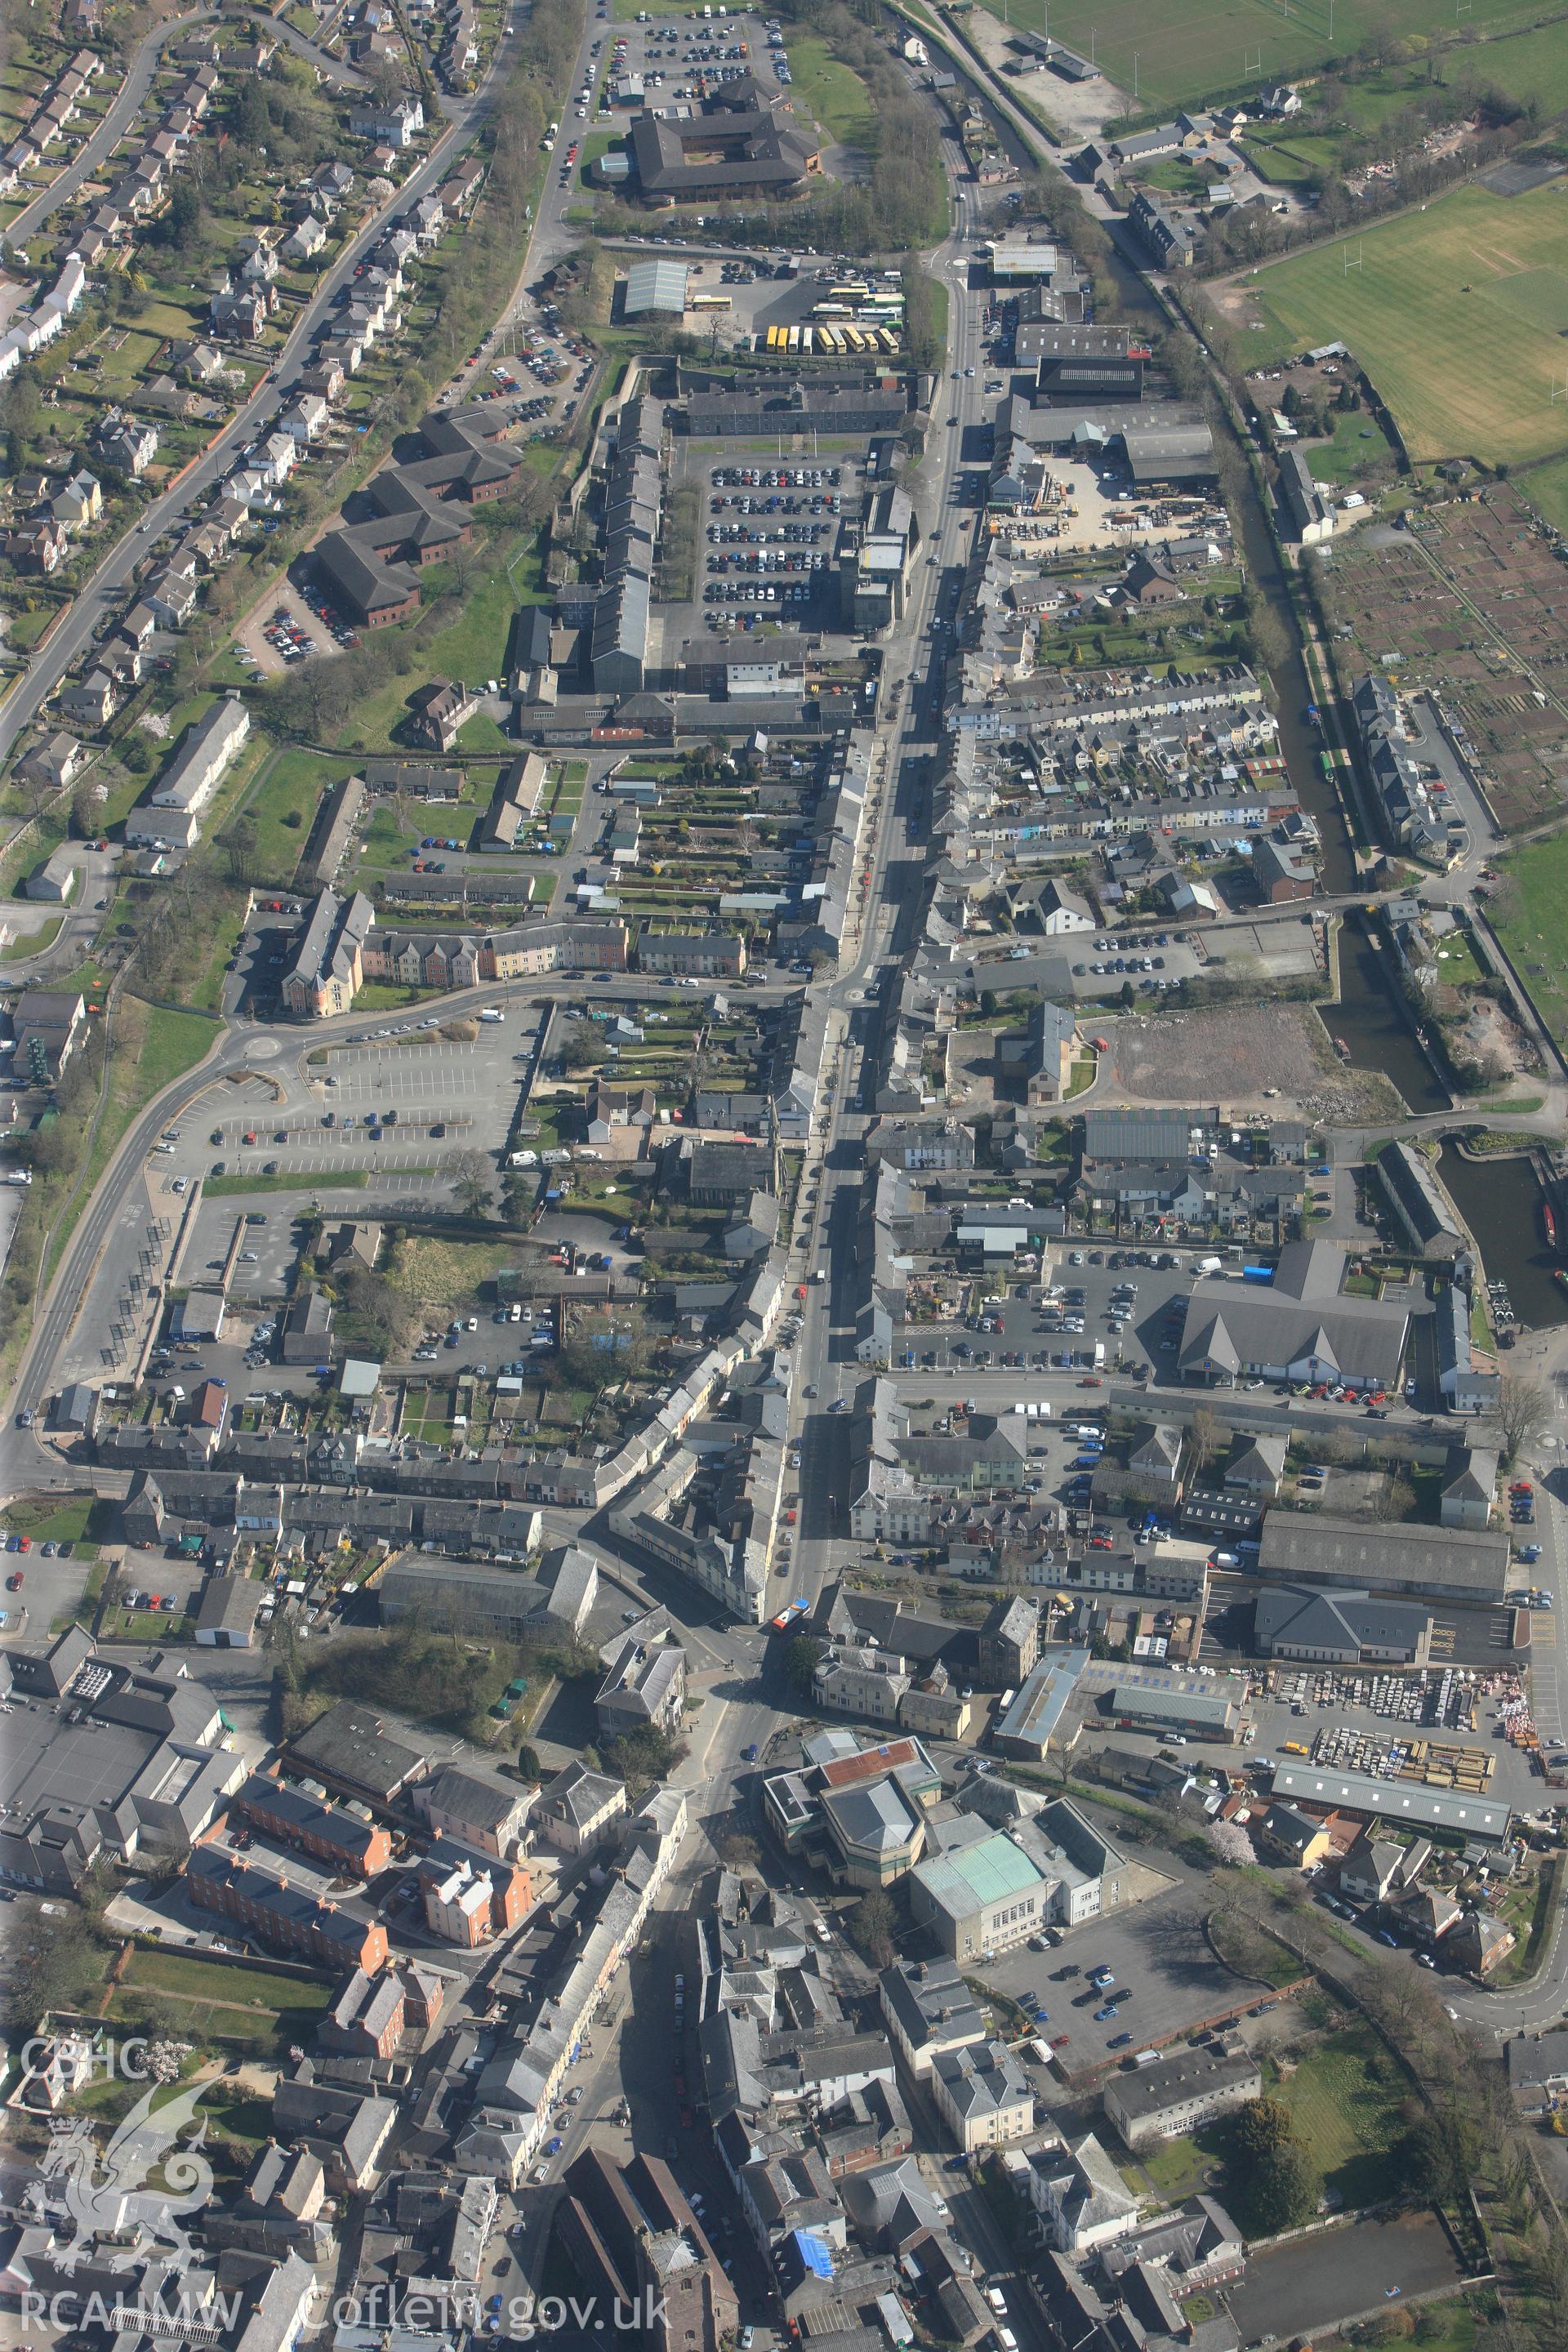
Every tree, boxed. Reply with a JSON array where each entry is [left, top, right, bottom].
[[782, 1634, 825, 1694], [234, 79, 272, 155], [848, 1888, 897, 1969], [1248, 2138, 1321, 2233], [1499, 1374, 1549, 1463], [336, 1264, 416, 1359], [1187, 1407, 1222, 1474], [160, 178, 205, 253], [1393, 2112, 1474, 2206], [1227, 2099, 1321, 2234], [1374, 1471, 1418, 1521], [1231, 2095, 1297, 2163], [1206, 1819, 1255, 1866], [563, 1019, 609, 1069], [449, 1148, 494, 1218]]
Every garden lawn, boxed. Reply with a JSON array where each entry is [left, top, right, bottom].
[[1264, 2021, 1410, 2209], [1241, 183, 1568, 470], [1121, 2122, 1227, 2201], [1303, 405, 1398, 485], [1521, 450, 1568, 537]]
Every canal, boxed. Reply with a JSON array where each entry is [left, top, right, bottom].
[[1437, 1143, 1568, 1331], [1082, 233, 1560, 1317], [1324, 911, 1450, 1116]]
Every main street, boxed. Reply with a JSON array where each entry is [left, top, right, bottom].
[[780, 169, 993, 1622]]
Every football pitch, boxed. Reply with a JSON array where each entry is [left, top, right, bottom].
[[970, 0, 1547, 111], [1228, 182, 1568, 470]]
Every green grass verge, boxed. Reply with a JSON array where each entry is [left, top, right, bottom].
[[4, 1493, 110, 1545], [203, 1169, 373, 1198]]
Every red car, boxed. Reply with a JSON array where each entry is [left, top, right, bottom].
[[17, 1536, 29, 1552], [1049, 2034, 1070, 2049], [1080, 1375, 1102, 1388]]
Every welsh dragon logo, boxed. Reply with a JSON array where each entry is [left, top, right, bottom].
[[40, 2079, 214, 2273]]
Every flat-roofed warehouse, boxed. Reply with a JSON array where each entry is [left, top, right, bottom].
[[1104, 1679, 1244, 1743], [987, 238, 1058, 283], [622, 258, 690, 318], [1258, 1511, 1510, 1606], [680, 381, 908, 439], [1269, 1760, 1512, 1843]]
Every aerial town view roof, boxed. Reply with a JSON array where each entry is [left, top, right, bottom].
[[4, 0, 1568, 2345]]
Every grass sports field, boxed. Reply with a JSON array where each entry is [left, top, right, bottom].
[[1493, 829, 1568, 1053], [969, 0, 1544, 111], [1232, 182, 1568, 469]]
